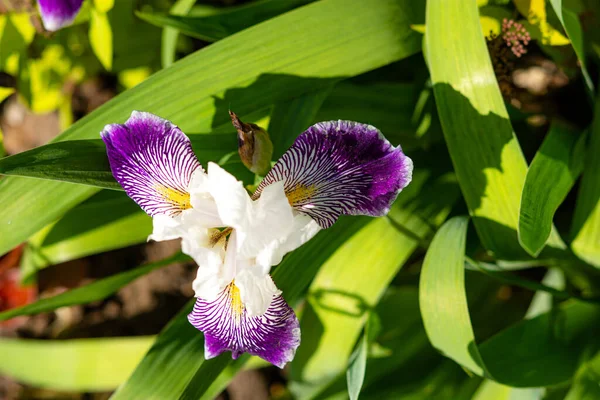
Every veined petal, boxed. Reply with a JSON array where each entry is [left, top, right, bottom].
[[254, 120, 413, 228], [235, 268, 281, 317], [102, 111, 202, 217], [38, 0, 84, 31], [188, 279, 300, 368]]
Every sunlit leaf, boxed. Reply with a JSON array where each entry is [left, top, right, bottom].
[[514, 0, 570, 45], [426, 0, 565, 259], [571, 96, 600, 268], [0, 337, 155, 391], [90, 8, 113, 70]]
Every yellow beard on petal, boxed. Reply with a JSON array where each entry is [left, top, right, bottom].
[[155, 185, 192, 210], [228, 281, 245, 322], [286, 184, 316, 206]]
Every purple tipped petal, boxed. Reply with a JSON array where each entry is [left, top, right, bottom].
[[188, 281, 300, 368], [255, 120, 413, 228], [101, 111, 202, 217], [38, 0, 84, 31]]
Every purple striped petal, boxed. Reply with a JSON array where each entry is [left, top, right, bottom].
[[188, 280, 300, 368], [101, 111, 202, 217], [254, 120, 413, 228], [38, 0, 84, 31]]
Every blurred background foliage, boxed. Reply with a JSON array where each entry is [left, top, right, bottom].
[[0, 0, 600, 399]]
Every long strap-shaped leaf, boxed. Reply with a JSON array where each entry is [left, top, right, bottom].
[[0, 0, 421, 257], [420, 216, 600, 387], [0, 337, 155, 391], [571, 96, 600, 268], [0, 253, 189, 321], [518, 124, 586, 257], [426, 0, 542, 259], [291, 170, 461, 392]]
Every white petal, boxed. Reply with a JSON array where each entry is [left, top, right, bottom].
[[255, 213, 321, 273], [238, 181, 296, 260], [235, 268, 281, 317], [207, 162, 253, 245], [187, 169, 224, 227], [148, 214, 186, 242]]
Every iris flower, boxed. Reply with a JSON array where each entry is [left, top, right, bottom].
[[102, 111, 413, 367], [38, 0, 84, 31]]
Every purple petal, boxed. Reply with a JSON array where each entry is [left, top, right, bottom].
[[38, 0, 84, 31], [101, 111, 202, 217], [254, 120, 413, 228], [188, 280, 300, 368]]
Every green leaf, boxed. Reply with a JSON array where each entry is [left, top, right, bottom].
[[346, 315, 373, 400], [420, 216, 486, 375], [548, 0, 594, 96], [0, 140, 120, 189], [20, 191, 151, 282], [161, 0, 197, 68], [0, 253, 188, 321], [314, 82, 425, 149], [0, 134, 237, 189], [427, 0, 543, 259], [0, 337, 155, 391], [571, 96, 600, 268], [565, 351, 600, 400], [139, 0, 313, 43], [420, 216, 600, 387], [292, 169, 461, 391], [472, 380, 544, 400], [0, 0, 421, 258], [269, 86, 333, 159], [519, 124, 586, 256], [90, 8, 113, 71]]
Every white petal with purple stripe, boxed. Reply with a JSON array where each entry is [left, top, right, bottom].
[[254, 120, 413, 228], [188, 277, 300, 368]]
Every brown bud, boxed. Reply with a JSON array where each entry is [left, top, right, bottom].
[[229, 110, 273, 176]]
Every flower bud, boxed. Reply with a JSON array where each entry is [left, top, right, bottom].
[[230, 110, 273, 176]]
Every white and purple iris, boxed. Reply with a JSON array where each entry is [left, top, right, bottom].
[[101, 111, 413, 368], [37, 0, 84, 31]]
